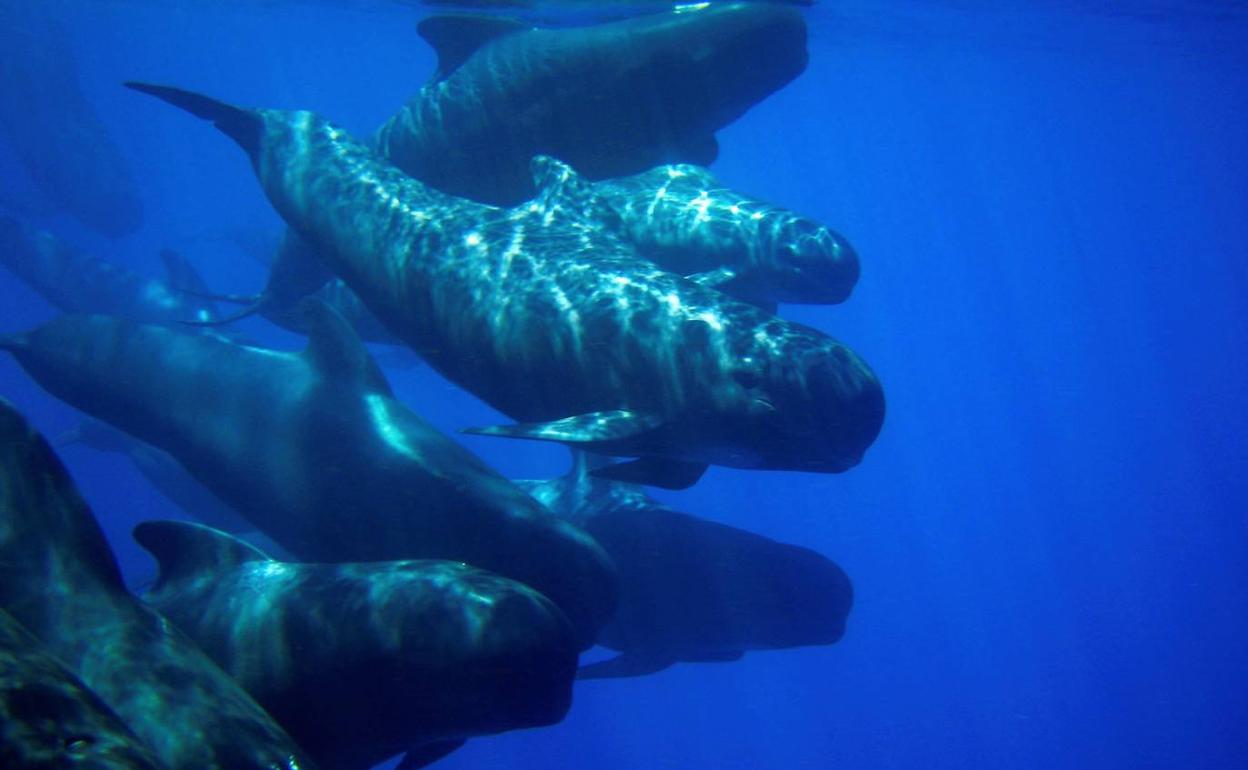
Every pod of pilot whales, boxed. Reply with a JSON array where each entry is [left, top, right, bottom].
[[0, 3, 879, 769]]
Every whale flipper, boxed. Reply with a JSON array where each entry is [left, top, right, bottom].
[[124, 82, 262, 161], [590, 456, 708, 491], [576, 653, 676, 680], [396, 740, 468, 770], [418, 15, 528, 82], [465, 409, 665, 445]]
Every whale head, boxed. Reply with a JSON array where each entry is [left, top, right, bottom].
[[762, 217, 861, 305]]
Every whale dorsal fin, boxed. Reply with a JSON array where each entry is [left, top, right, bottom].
[[299, 298, 394, 396], [159, 248, 211, 296], [530, 156, 624, 230], [418, 15, 529, 83], [133, 520, 270, 590]]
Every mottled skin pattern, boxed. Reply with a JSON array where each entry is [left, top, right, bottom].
[[376, 3, 809, 204], [591, 164, 861, 306], [0, 311, 617, 647], [221, 101, 883, 473], [522, 454, 852, 678], [136, 521, 577, 770], [0, 608, 165, 770], [0, 216, 216, 324], [0, 399, 313, 770]]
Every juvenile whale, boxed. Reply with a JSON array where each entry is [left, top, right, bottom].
[[0, 398, 314, 770], [125, 84, 885, 488], [0, 306, 617, 647], [588, 164, 860, 308], [135, 520, 578, 770], [0, 607, 165, 770], [524, 454, 853, 678], [0, 216, 217, 324], [376, 3, 809, 205]]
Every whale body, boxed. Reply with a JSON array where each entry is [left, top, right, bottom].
[[0, 307, 617, 647], [125, 84, 885, 489], [135, 520, 578, 770], [0, 216, 216, 324], [590, 164, 860, 307], [376, 3, 809, 205], [524, 454, 853, 678], [0, 607, 166, 770], [0, 398, 314, 770]]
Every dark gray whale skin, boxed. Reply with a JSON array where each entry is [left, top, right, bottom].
[[62, 419, 254, 535], [0, 398, 314, 770], [590, 164, 860, 307], [0, 308, 617, 648], [0, 216, 217, 324], [124, 84, 884, 487], [0, 607, 166, 770], [135, 520, 578, 770], [376, 2, 809, 205], [524, 455, 853, 678]]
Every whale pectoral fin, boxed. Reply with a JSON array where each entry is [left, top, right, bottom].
[[577, 653, 677, 680], [687, 268, 779, 313], [464, 410, 665, 446], [396, 740, 467, 770], [417, 15, 529, 82], [591, 457, 708, 490]]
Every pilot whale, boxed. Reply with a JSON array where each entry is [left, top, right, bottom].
[[376, 2, 809, 205], [0, 398, 314, 770], [0, 607, 165, 770], [0, 216, 217, 324], [524, 453, 853, 678], [0, 305, 617, 647], [588, 164, 860, 308], [135, 520, 578, 770], [125, 84, 885, 489]]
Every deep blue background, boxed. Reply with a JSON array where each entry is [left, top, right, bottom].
[[2, 2, 1246, 768]]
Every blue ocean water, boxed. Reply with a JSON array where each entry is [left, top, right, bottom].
[[1, 1, 1245, 769]]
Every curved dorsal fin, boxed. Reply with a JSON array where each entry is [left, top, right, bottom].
[[133, 520, 270, 590], [529, 155, 624, 230], [299, 298, 393, 396], [418, 15, 529, 83]]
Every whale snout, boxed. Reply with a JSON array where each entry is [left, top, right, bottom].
[[770, 221, 861, 304], [771, 347, 885, 474]]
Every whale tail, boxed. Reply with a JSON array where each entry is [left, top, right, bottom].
[[124, 82, 262, 160]]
